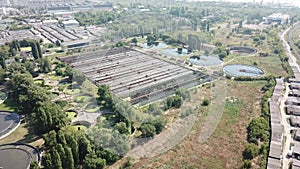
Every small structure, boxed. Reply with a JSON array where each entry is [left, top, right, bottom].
[[201, 43, 216, 52], [294, 142, 300, 157], [288, 78, 300, 83], [295, 129, 300, 141], [61, 39, 90, 50], [290, 116, 300, 127], [287, 106, 300, 116], [286, 97, 300, 106], [293, 159, 300, 169], [289, 90, 300, 97], [63, 19, 79, 29], [264, 13, 290, 25], [290, 83, 300, 90]]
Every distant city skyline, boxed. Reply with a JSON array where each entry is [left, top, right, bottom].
[[190, 0, 300, 7]]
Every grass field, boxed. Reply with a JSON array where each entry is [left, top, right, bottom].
[[20, 47, 31, 52], [67, 111, 77, 120], [229, 55, 288, 77]]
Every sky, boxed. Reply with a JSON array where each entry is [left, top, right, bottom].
[[193, 0, 300, 7]]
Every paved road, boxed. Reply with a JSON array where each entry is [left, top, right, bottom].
[[280, 23, 300, 169]]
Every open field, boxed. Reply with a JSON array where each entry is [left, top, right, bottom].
[[125, 80, 265, 169], [229, 56, 288, 77]]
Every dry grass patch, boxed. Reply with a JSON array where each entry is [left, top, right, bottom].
[[125, 80, 265, 169]]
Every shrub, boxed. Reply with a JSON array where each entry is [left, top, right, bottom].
[[202, 98, 210, 106], [243, 143, 259, 159]]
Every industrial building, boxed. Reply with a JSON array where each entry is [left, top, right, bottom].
[[63, 19, 79, 28], [264, 13, 290, 25], [59, 47, 210, 105]]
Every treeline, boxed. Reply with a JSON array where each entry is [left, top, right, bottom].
[[242, 77, 275, 169], [6, 39, 43, 59], [42, 128, 118, 169], [75, 11, 122, 26]]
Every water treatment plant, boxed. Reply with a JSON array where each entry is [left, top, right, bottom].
[[59, 47, 210, 105]]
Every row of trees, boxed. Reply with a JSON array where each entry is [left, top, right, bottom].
[[7, 39, 43, 59], [75, 11, 122, 26], [42, 128, 118, 169]]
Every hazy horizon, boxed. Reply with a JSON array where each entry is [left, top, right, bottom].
[[188, 0, 300, 7]]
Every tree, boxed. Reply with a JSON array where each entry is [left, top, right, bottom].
[[56, 40, 61, 47], [0, 66, 5, 84], [114, 122, 129, 135], [30, 42, 39, 59], [18, 85, 49, 115], [32, 101, 68, 134], [131, 38, 138, 45], [242, 160, 252, 169], [50, 148, 63, 169], [57, 130, 67, 146], [0, 57, 6, 69], [78, 135, 92, 164], [36, 42, 42, 58], [218, 51, 227, 60], [238, 20, 243, 28], [243, 143, 259, 159], [247, 117, 270, 143], [151, 117, 167, 134], [39, 57, 51, 73], [56, 144, 66, 168], [140, 123, 156, 138], [175, 88, 190, 100], [42, 153, 52, 169], [202, 98, 210, 106], [64, 65, 73, 78], [29, 161, 39, 169], [64, 147, 75, 169], [73, 71, 86, 85], [83, 153, 106, 169], [65, 134, 79, 166], [43, 130, 57, 147], [97, 85, 113, 109], [22, 60, 36, 75]]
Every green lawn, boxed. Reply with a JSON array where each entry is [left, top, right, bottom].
[[66, 111, 77, 120], [72, 125, 87, 131], [0, 99, 17, 111], [85, 103, 100, 113], [65, 88, 81, 95], [20, 47, 31, 51], [229, 56, 288, 77], [75, 95, 90, 103], [34, 79, 44, 85]]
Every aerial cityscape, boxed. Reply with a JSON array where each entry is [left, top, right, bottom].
[[0, 0, 299, 169]]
